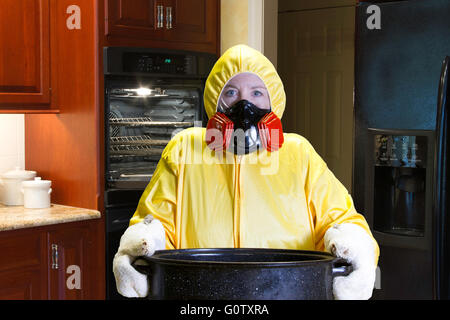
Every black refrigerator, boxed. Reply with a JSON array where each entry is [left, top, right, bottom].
[[354, 0, 450, 299]]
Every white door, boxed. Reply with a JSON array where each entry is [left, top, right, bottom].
[[278, 5, 356, 191]]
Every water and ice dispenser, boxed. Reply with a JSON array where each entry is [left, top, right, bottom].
[[367, 129, 435, 299], [371, 133, 429, 237]]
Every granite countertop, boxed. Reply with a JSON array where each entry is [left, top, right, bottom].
[[0, 203, 101, 232]]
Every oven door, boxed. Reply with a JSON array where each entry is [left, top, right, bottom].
[[105, 78, 206, 190]]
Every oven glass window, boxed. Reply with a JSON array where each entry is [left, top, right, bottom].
[[106, 83, 202, 189]]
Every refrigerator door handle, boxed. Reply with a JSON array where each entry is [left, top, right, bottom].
[[433, 56, 450, 299]]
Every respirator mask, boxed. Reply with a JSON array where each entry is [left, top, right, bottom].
[[206, 99, 284, 155]]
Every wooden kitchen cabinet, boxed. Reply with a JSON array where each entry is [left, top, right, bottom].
[[0, 219, 104, 300], [0, 0, 58, 113], [0, 267, 44, 300], [103, 0, 220, 54], [105, 0, 163, 41], [0, 231, 47, 299], [48, 223, 101, 300], [1, 0, 220, 113], [164, 0, 218, 46]]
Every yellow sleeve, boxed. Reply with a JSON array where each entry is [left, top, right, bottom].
[[129, 138, 180, 250], [303, 140, 379, 261]]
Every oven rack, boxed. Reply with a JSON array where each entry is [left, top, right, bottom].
[[109, 94, 198, 100], [110, 145, 164, 157], [109, 154, 161, 161], [109, 117, 194, 127], [110, 135, 170, 146]]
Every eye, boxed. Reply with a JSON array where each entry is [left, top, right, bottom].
[[225, 89, 237, 97], [253, 90, 263, 97]]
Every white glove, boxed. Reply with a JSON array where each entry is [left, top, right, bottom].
[[324, 223, 377, 300], [113, 215, 166, 298]]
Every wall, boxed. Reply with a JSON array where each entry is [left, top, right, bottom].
[[277, 2, 356, 190], [0, 114, 24, 174], [263, 0, 278, 68], [221, 0, 278, 68], [221, 0, 249, 53]]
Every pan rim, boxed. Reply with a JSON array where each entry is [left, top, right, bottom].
[[140, 248, 337, 268]]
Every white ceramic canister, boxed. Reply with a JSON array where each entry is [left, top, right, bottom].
[[0, 167, 37, 206], [21, 177, 52, 209]]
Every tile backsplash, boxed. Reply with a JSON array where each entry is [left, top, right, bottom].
[[0, 114, 24, 174]]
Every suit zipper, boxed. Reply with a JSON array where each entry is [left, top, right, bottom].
[[233, 155, 242, 247]]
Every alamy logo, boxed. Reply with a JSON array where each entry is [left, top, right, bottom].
[[66, 5, 81, 30], [165, 121, 281, 175], [366, 5, 381, 30], [66, 265, 81, 290]]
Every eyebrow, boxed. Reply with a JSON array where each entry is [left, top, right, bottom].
[[223, 85, 267, 90], [250, 86, 267, 90]]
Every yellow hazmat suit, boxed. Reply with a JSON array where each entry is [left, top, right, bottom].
[[130, 45, 379, 259]]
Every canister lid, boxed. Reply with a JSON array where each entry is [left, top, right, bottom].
[[22, 177, 51, 188], [1, 166, 36, 180]]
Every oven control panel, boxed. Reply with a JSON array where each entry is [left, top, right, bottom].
[[104, 47, 216, 77], [123, 52, 195, 75]]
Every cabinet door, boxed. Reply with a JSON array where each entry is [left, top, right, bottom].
[[48, 223, 96, 300], [105, 0, 164, 40], [102, 0, 219, 54], [0, 0, 51, 109], [0, 230, 47, 300], [0, 268, 43, 300], [163, 0, 218, 46]]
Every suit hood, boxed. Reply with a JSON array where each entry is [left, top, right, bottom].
[[203, 44, 286, 119]]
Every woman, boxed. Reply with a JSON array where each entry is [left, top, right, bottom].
[[113, 44, 379, 300]]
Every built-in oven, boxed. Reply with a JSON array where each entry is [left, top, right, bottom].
[[103, 47, 216, 299]]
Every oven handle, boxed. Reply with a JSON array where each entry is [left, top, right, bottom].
[[112, 218, 131, 225], [120, 174, 153, 178]]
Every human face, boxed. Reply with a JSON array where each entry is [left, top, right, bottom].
[[218, 72, 271, 112]]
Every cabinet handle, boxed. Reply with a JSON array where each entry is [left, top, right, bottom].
[[51, 244, 59, 270], [156, 5, 164, 29], [166, 7, 172, 29]]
